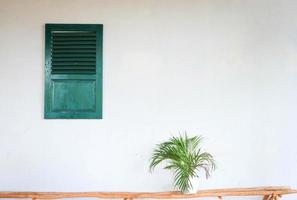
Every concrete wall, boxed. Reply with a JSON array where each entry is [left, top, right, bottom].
[[0, 0, 296, 198]]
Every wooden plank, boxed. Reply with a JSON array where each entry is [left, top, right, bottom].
[[0, 187, 296, 199]]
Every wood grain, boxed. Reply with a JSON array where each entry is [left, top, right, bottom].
[[0, 187, 296, 199]]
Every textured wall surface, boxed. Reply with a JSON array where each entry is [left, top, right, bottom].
[[0, 0, 296, 199]]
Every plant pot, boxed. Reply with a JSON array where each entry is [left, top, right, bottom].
[[184, 177, 199, 194]]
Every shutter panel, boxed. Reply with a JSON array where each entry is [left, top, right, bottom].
[[51, 31, 97, 74], [45, 24, 103, 119]]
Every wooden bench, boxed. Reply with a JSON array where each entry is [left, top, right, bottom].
[[0, 186, 296, 200]]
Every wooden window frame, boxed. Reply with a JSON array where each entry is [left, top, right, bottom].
[[44, 24, 103, 119]]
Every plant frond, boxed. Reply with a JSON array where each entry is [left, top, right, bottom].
[[149, 133, 216, 192]]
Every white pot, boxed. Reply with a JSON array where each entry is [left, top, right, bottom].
[[184, 177, 199, 194]]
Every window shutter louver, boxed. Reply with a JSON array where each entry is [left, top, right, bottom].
[[45, 24, 103, 119], [51, 31, 97, 74]]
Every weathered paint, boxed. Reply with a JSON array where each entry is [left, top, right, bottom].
[[44, 24, 103, 119]]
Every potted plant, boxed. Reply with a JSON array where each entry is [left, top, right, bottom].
[[149, 134, 216, 194]]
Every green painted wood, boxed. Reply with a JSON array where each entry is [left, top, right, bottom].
[[51, 80, 96, 112], [44, 24, 103, 119]]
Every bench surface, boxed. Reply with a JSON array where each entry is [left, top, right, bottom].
[[0, 186, 296, 199]]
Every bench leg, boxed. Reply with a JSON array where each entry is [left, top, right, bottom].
[[265, 194, 281, 200], [263, 195, 270, 200]]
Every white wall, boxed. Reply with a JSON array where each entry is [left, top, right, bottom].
[[0, 0, 297, 198]]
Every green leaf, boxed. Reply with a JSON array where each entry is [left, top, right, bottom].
[[149, 132, 216, 193]]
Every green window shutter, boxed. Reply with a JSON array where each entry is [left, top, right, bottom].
[[44, 24, 103, 119]]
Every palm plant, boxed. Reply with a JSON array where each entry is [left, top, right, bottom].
[[149, 134, 216, 193]]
